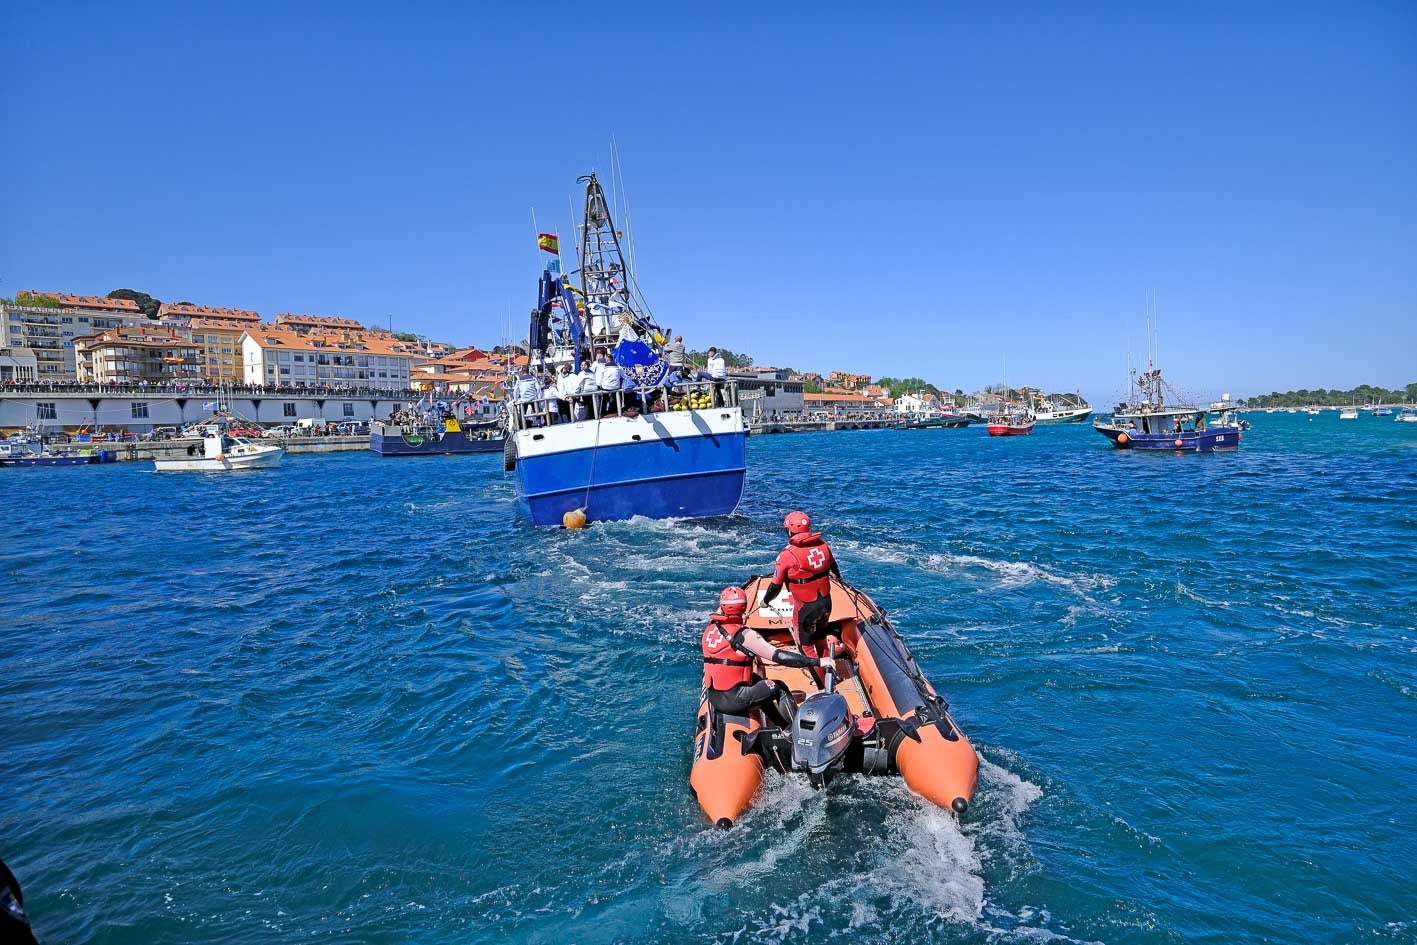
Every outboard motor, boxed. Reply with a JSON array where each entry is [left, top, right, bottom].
[[790, 664, 855, 788]]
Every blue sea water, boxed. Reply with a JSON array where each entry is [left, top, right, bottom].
[[4, 413, 1416, 945]]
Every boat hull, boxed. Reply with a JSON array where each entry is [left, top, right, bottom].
[[154, 448, 284, 471], [986, 422, 1035, 436], [514, 408, 746, 526], [370, 428, 503, 456], [689, 701, 763, 828], [892, 417, 973, 430], [3, 454, 104, 467], [1034, 408, 1092, 423], [1095, 424, 1241, 452]]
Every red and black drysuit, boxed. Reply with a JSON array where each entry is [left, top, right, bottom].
[[761, 530, 843, 655], [701, 611, 819, 727]]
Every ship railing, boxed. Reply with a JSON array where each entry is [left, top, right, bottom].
[[508, 379, 738, 432]]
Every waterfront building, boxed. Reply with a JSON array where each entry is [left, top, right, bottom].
[[240, 328, 418, 390], [0, 386, 420, 433], [2, 294, 148, 379], [896, 391, 944, 415], [727, 367, 805, 420], [0, 346, 39, 383], [74, 325, 204, 384], [804, 391, 894, 413], [273, 313, 365, 332], [159, 305, 263, 383]]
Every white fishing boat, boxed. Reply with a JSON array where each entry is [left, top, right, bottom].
[[1396, 406, 1417, 424], [1022, 389, 1092, 423], [153, 425, 283, 472], [1339, 406, 1358, 420]]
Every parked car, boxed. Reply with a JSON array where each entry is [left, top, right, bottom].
[[263, 425, 297, 438], [229, 425, 264, 437], [335, 421, 369, 435]]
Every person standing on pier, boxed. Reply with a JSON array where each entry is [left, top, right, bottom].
[[762, 511, 843, 657]]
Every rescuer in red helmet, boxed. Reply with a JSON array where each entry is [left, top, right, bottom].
[[762, 510, 843, 657], [702, 585, 833, 726]]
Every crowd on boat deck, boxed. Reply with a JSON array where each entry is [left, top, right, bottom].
[[512, 339, 729, 426], [1123, 410, 1211, 434]]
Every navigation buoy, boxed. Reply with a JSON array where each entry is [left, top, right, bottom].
[[1116, 432, 1129, 445], [1174, 439, 1184, 448], [563, 508, 588, 530]]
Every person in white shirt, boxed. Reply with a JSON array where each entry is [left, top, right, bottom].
[[540, 371, 566, 424], [513, 371, 543, 426], [694, 347, 729, 406], [597, 350, 624, 416], [555, 364, 580, 422]]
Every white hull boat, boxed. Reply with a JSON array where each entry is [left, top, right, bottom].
[[154, 426, 283, 472]]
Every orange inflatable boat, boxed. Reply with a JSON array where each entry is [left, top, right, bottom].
[[689, 577, 978, 827]]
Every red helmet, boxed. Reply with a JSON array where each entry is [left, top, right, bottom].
[[718, 586, 748, 616], [784, 510, 812, 535]]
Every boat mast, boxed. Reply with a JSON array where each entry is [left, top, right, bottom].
[[577, 173, 651, 349]]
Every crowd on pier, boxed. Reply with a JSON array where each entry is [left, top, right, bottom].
[[0, 379, 424, 399]]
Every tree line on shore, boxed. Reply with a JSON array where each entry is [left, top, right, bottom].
[[1245, 383, 1417, 407]]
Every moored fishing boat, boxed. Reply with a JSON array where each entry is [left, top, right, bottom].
[[370, 415, 503, 457], [506, 173, 746, 526], [153, 424, 283, 471], [689, 576, 977, 827], [1396, 406, 1417, 423], [1094, 368, 1243, 452], [1339, 406, 1359, 420], [986, 407, 1035, 436], [891, 414, 973, 430], [1023, 388, 1092, 423], [0, 441, 116, 467]]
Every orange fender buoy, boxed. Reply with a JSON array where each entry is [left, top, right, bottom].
[[1174, 439, 1184, 448], [1116, 432, 1129, 445], [563, 508, 588, 529]]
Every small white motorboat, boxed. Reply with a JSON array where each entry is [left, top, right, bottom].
[[1396, 407, 1417, 424], [1339, 407, 1358, 420], [154, 425, 283, 472]]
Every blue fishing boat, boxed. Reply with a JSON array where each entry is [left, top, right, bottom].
[[505, 173, 746, 526], [370, 413, 503, 457], [1093, 367, 1243, 453], [0, 441, 116, 467]]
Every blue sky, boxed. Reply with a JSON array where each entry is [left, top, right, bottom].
[[3, 2, 1413, 404]]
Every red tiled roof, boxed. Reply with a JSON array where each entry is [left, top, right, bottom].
[[159, 303, 260, 320], [28, 291, 142, 313], [242, 327, 422, 358]]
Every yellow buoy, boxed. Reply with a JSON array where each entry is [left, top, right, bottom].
[[563, 508, 588, 529]]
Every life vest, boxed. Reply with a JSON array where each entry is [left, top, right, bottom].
[[701, 613, 753, 691], [779, 532, 834, 603]]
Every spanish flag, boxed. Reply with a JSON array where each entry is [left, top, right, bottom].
[[537, 232, 559, 255]]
